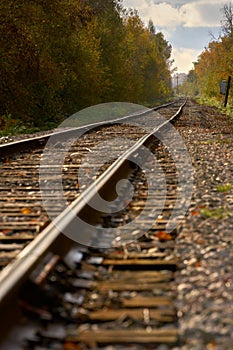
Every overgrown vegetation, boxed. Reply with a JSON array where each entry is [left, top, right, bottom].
[[180, 2, 233, 115], [0, 0, 173, 133]]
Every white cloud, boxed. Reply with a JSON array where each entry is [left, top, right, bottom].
[[171, 47, 200, 73], [181, 1, 224, 27], [147, 0, 227, 7], [124, 1, 184, 28], [123, 0, 148, 10], [140, 2, 183, 28], [123, 0, 225, 29]]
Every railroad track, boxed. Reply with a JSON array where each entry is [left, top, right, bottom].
[[0, 98, 189, 349], [0, 99, 183, 269]]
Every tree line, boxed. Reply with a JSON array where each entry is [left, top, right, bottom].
[[181, 2, 233, 110], [0, 0, 173, 128]]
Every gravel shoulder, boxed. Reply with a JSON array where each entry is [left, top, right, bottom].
[[173, 100, 233, 350]]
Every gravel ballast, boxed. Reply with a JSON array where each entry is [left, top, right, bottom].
[[173, 100, 233, 350]]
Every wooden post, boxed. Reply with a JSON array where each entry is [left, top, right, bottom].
[[224, 76, 231, 107]]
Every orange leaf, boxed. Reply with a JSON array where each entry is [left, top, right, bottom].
[[64, 343, 79, 350], [195, 261, 202, 268], [197, 239, 205, 245], [156, 231, 173, 241], [191, 210, 199, 216], [21, 208, 33, 214], [206, 341, 217, 349], [197, 205, 205, 209], [2, 229, 13, 235]]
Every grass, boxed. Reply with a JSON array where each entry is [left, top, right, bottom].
[[0, 123, 40, 137], [0, 113, 59, 137], [215, 183, 232, 193], [201, 207, 231, 219], [197, 96, 233, 119]]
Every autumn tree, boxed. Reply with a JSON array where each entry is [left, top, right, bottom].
[[179, 70, 198, 97], [120, 14, 172, 104], [0, 0, 173, 128], [186, 2, 233, 108], [0, 0, 111, 124]]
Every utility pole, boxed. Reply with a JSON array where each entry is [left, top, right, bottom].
[[224, 75, 231, 107], [176, 74, 179, 95]]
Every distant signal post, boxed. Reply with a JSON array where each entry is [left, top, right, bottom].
[[223, 76, 231, 107]]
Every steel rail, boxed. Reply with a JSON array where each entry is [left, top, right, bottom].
[[0, 98, 186, 312]]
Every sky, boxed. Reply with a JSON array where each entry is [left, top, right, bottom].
[[122, 0, 227, 74]]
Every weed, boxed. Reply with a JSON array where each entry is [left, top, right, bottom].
[[215, 183, 232, 193], [201, 208, 231, 219]]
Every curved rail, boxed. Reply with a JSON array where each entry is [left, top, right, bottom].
[[0, 99, 182, 157]]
